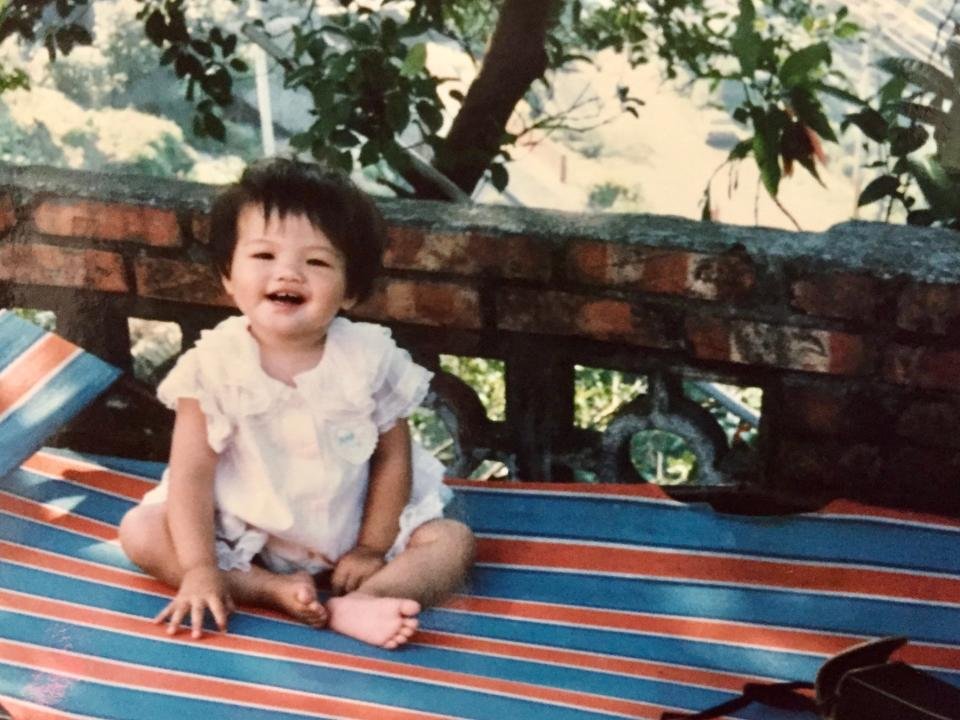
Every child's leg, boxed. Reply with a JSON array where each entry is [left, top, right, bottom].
[[118, 503, 327, 627], [326, 519, 474, 649]]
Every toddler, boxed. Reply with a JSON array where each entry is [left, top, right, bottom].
[[119, 158, 475, 649]]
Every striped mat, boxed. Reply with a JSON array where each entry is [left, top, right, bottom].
[[1, 448, 959, 719], [0, 310, 120, 479]]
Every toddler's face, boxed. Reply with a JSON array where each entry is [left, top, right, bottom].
[[223, 203, 356, 347]]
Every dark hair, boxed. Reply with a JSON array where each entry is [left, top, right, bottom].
[[209, 157, 385, 302]]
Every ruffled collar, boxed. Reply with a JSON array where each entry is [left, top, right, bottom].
[[194, 315, 373, 418]]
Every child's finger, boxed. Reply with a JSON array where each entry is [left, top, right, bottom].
[[209, 597, 230, 632], [166, 603, 188, 635], [153, 601, 174, 624], [190, 602, 205, 638]]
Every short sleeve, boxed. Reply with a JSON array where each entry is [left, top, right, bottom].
[[156, 349, 234, 453], [370, 343, 433, 433]]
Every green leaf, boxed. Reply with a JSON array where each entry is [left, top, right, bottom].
[[877, 56, 955, 99], [731, 0, 760, 77], [790, 87, 837, 142], [400, 42, 427, 78], [202, 111, 226, 142], [416, 99, 444, 133], [842, 108, 888, 143], [835, 21, 860, 39], [751, 107, 786, 196], [289, 132, 312, 151], [857, 174, 899, 206], [191, 39, 214, 58], [814, 81, 865, 107], [489, 163, 509, 192], [229, 58, 248, 73], [359, 140, 380, 166], [889, 125, 929, 156], [728, 139, 752, 160], [385, 92, 410, 130], [905, 157, 960, 214], [330, 128, 359, 147], [145, 10, 165, 47], [779, 42, 831, 87]]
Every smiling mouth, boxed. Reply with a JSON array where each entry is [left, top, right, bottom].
[[266, 292, 305, 305]]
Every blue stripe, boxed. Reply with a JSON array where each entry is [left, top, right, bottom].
[[3, 467, 135, 526], [0, 352, 119, 479], [0, 313, 45, 371], [456, 489, 960, 575], [0, 599, 644, 720], [0, 663, 337, 720], [464, 567, 960, 646], [0, 561, 746, 716], [0, 512, 137, 571]]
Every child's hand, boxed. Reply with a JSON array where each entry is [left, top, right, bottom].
[[155, 565, 234, 638], [331, 546, 386, 595]]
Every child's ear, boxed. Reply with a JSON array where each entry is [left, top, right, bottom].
[[221, 274, 235, 298], [340, 295, 357, 312]]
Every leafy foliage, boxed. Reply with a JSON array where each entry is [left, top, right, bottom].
[[847, 40, 960, 230]]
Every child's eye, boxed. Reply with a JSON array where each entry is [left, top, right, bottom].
[[252, 252, 274, 260], [307, 258, 330, 267]]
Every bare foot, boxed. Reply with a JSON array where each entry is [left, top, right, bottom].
[[326, 592, 420, 649], [261, 572, 328, 627]]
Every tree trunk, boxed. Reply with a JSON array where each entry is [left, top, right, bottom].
[[414, 0, 559, 199]]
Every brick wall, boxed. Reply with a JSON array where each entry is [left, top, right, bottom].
[[2, 164, 959, 512]]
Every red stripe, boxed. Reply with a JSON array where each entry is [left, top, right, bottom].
[[441, 596, 960, 671], [446, 479, 675, 501], [476, 537, 960, 605], [0, 551, 677, 719], [0, 335, 77, 415], [23, 452, 155, 501], [0, 493, 118, 542], [0, 638, 441, 720], [0, 695, 96, 720], [820, 499, 960, 530]]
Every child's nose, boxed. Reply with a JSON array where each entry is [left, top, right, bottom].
[[275, 260, 304, 282]]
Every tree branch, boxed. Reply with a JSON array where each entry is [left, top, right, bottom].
[[421, 0, 560, 198]]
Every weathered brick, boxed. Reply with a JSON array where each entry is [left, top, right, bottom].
[[496, 288, 675, 347], [896, 398, 960, 449], [191, 212, 211, 245], [0, 242, 127, 292], [0, 194, 15, 235], [352, 278, 481, 329], [34, 199, 180, 247], [883, 345, 960, 392], [566, 241, 755, 300], [773, 384, 890, 440], [770, 439, 884, 498], [134, 257, 232, 306], [384, 227, 551, 281], [897, 282, 960, 335], [685, 317, 872, 375], [791, 272, 881, 322]]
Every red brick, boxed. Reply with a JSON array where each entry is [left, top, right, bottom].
[[384, 227, 551, 281], [191, 213, 211, 245], [897, 282, 960, 335], [791, 272, 881, 322], [896, 399, 960, 448], [34, 199, 180, 247], [0, 242, 127, 292], [134, 257, 232, 307], [685, 317, 872, 375], [352, 278, 481, 329], [0, 195, 15, 235], [566, 241, 755, 300], [496, 288, 674, 347], [883, 345, 960, 392]]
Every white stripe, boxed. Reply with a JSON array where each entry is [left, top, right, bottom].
[[0, 345, 82, 425]]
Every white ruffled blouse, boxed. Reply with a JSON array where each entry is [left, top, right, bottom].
[[142, 315, 449, 572]]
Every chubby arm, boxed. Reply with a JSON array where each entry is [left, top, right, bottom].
[[156, 397, 232, 636], [331, 419, 412, 594]]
